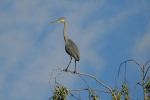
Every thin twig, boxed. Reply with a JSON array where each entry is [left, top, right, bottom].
[[49, 68, 66, 92], [118, 59, 142, 76], [131, 82, 143, 100], [70, 94, 79, 100], [52, 68, 117, 100], [144, 66, 150, 80], [131, 59, 143, 71], [49, 69, 55, 93], [75, 70, 111, 91], [116, 59, 142, 90], [55, 70, 63, 84], [125, 62, 127, 83], [52, 69, 112, 91], [79, 75, 91, 100], [145, 77, 149, 83], [143, 60, 150, 67], [70, 88, 111, 93], [79, 89, 83, 100]]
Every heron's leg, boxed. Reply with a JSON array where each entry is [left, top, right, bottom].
[[65, 56, 72, 71], [74, 60, 77, 73]]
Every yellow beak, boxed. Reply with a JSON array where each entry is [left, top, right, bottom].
[[51, 20, 60, 23]]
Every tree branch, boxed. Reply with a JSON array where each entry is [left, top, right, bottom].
[[78, 75, 91, 100], [51, 68, 117, 100], [131, 82, 143, 100], [70, 88, 111, 93], [118, 59, 142, 77], [49, 69, 55, 93], [143, 60, 150, 67], [144, 66, 150, 80]]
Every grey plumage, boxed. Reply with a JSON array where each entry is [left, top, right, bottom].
[[52, 17, 80, 72], [65, 39, 80, 61]]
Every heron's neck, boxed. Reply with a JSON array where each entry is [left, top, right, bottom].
[[63, 21, 68, 43]]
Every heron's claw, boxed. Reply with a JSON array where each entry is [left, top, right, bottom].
[[64, 69, 68, 72], [73, 71, 76, 73]]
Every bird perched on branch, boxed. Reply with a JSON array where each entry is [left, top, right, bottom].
[[52, 17, 80, 73]]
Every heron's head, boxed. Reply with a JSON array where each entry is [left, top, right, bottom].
[[51, 17, 66, 23]]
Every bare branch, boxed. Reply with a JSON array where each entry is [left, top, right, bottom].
[[49, 60, 150, 100], [70, 94, 80, 100], [131, 59, 143, 70], [70, 88, 111, 93], [76, 70, 111, 91], [145, 77, 149, 83], [116, 59, 143, 90], [125, 62, 127, 83], [49, 69, 64, 94], [79, 89, 83, 100], [143, 60, 150, 67], [131, 82, 143, 100], [55, 70, 63, 85], [51, 68, 117, 100], [78, 75, 91, 100], [118, 59, 142, 76], [49, 69, 55, 93], [144, 66, 150, 80], [52, 69, 112, 91]]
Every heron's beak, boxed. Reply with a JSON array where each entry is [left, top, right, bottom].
[[51, 20, 60, 23]]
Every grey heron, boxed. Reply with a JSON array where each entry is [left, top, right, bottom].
[[51, 17, 80, 73]]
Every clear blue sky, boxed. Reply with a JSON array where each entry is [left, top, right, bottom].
[[0, 0, 150, 100]]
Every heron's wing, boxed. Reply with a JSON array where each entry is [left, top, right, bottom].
[[65, 39, 80, 61]]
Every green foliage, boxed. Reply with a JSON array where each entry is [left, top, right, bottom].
[[146, 81, 150, 100], [112, 89, 121, 100], [90, 91, 101, 100], [146, 82, 150, 93], [52, 86, 101, 100], [112, 82, 129, 100], [121, 84, 129, 100], [53, 86, 71, 100], [147, 96, 150, 100]]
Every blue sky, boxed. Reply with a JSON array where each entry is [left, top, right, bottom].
[[0, 0, 150, 100]]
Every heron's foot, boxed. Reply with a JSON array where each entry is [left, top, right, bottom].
[[73, 71, 76, 73], [64, 69, 68, 72]]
